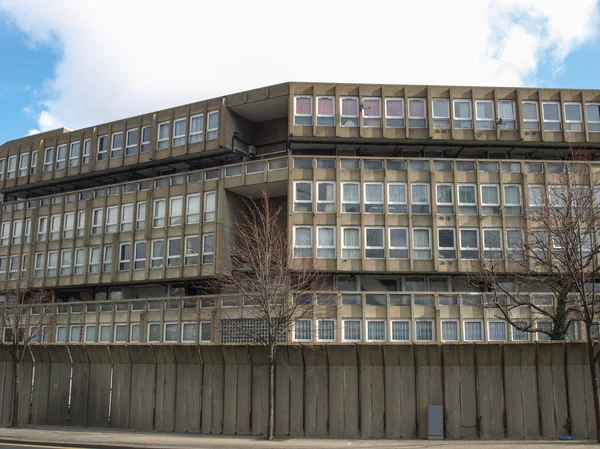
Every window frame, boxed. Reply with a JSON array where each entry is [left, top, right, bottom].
[[364, 182, 384, 214], [388, 227, 409, 260], [453, 99, 473, 129], [431, 99, 450, 129], [134, 241, 146, 270], [125, 128, 139, 155], [206, 111, 219, 140], [586, 103, 600, 132], [480, 184, 501, 215], [157, 121, 171, 150], [441, 320, 460, 342], [316, 96, 335, 126], [316, 319, 336, 342], [362, 97, 382, 127], [503, 184, 523, 215], [459, 228, 480, 260], [463, 320, 484, 342], [410, 183, 430, 214], [184, 235, 199, 266], [293, 181, 313, 213], [341, 227, 361, 259], [189, 114, 204, 143], [110, 132, 123, 159], [294, 96, 313, 126], [408, 98, 427, 128], [340, 97, 359, 127], [118, 242, 131, 272], [18, 152, 29, 176], [43, 147, 54, 172], [316, 226, 336, 259], [293, 226, 312, 259], [475, 100, 495, 130], [435, 183, 454, 214], [366, 320, 386, 342], [341, 182, 360, 213], [488, 321, 507, 341], [172, 118, 187, 147], [412, 227, 432, 260], [167, 237, 182, 267], [385, 97, 404, 128], [457, 183, 478, 215], [342, 319, 362, 342], [541, 101, 562, 131], [202, 233, 215, 264], [169, 196, 183, 226], [316, 181, 336, 213], [364, 227, 385, 259], [522, 101, 540, 131], [497, 100, 517, 130], [438, 228, 457, 260], [151, 239, 164, 269], [415, 320, 435, 342], [564, 102, 583, 132], [483, 228, 503, 260], [203, 191, 216, 222]]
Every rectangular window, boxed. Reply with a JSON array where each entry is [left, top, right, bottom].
[[388, 321, 409, 341], [564, 103, 583, 131], [497, 101, 517, 130], [0, 158, 5, 180], [343, 320, 361, 342], [24, 219, 31, 243], [73, 247, 85, 275], [181, 322, 197, 343], [294, 96, 312, 125], [522, 101, 540, 131], [62, 212, 74, 238], [84, 325, 96, 343], [488, 321, 507, 341], [367, 320, 386, 342], [438, 229, 456, 259], [30, 151, 38, 174], [55, 326, 67, 343], [169, 196, 183, 225], [294, 320, 312, 342], [147, 323, 161, 343], [411, 183, 430, 214], [389, 227, 408, 259], [110, 132, 123, 158], [363, 97, 382, 127], [458, 184, 477, 215], [586, 103, 600, 132], [97, 135, 108, 160], [37, 217, 47, 242], [185, 194, 200, 224], [203, 191, 215, 221], [82, 139, 91, 164], [503, 185, 522, 215], [341, 182, 360, 213], [68, 141, 80, 167], [103, 245, 112, 272], [341, 227, 360, 259], [123, 128, 138, 156], [316, 182, 335, 212], [113, 324, 127, 343], [173, 118, 187, 147], [8, 255, 19, 280], [120, 204, 133, 232], [134, 241, 146, 270], [151, 240, 164, 268], [476, 100, 495, 129], [460, 229, 479, 260], [153, 199, 166, 228], [11, 220, 22, 245], [202, 234, 215, 264], [316, 320, 335, 342], [512, 322, 530, 341], [98, 325, 111, 343], [415, 321, 434, 341], [412, 228, 432, 259], [140, 126, 151, 153], [184, 236, 199, 265], [432, 99, 450, 129], [385, 98, 404, 128], [293, 226, 312, 258], [190, 114, 204, 143], [408, 98, 426, 128], [118, 243, 131, 271], [34, 253, 44, 278], [483, 229, 502, 259], [46, 251, 57, 277], [18, 153, 29, 177], [453, 100, 473, 129], [316, 227, 335, 259], [50, 214, 61, 240], [365, 227, 384, 259], [167, 238, 181, 267], [340, 97, 359, 127], [481, 184, 500, 215], [441, 321, 459, 341], [528, 185, 545, 216], [0, 222, 9, 246], [91, 208, 103, 235], [464, 321, 483, 341], [136, 202, 146, 230], [105, 206, 118, 233], [316, 96, 334, 126], [157, 121, 170, 149], [387, 183, 407, 214], [542, 102, 561, 131], [60, 249, 72, 276], [43, 147, 54, 172], [55, 144, 67, 169], [207, 111, 219, 140], [436, 184, 454, 214], [364, 183, 384, 213], [294, 181, 312, 212]]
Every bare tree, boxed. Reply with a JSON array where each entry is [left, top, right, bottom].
[[0, 285, 54, 427], [212, 190, 329, 440], [470, 154, 600, 441]]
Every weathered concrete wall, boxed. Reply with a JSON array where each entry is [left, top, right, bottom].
[[0, 343, 597, 439]]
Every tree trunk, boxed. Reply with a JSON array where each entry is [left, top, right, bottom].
[[267, 345, 275, 441], [11, 359, 19, 428], [586, 332, 600, 443]]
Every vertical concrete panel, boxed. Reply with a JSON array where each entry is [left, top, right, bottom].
[[342, 345, 360, 438], [235, 346, 252, 436], [0, 349, 13, 425], [249, 347, 268, 437], [153, 346, 177, 432], [459, 345, 477, 439], [200, 346, 224, 435], [442, 345, 461, 439], [475, 345, 505, 438], [537, 344, 557, 438], [221, 346, 251, 436], [520, 344, 540, 438], [127, 346, 156, 432], [68, 346, 89, 427], [45, 346, 71, 427], [357, 345, 385, 438], [173, 346, 202, 434], [302, 346, 328, 438], [30, 346, 51, 425], [85, 346, 111, 428], [550, 344, 569, 438], [0, 348, 34, 427], [109, 345, 132, 429], [275, 347, 291, 436], [567, 343, 591, 438], [383, 345, 417, 439], [415, 345, 443, 439], [288, 345, 305, 437], [326, 346, 344, 437], [503, 344, 524, 438]]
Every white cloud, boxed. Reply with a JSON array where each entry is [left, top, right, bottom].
[[0, 0, 598, 137]]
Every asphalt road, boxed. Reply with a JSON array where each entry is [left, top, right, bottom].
[[0, 444, 96, 449]]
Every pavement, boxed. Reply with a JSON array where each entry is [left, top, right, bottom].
[[0, 427, 597, 449]]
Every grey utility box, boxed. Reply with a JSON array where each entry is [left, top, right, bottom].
[[427, 405, 444, 440]]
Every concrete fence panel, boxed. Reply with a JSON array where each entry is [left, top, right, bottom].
[[127, 345, 156, 432], [108, 345, 131, 429], [0, 348, 13, 425], [199, 345, 224, 435], [301, 346, 328, 438], [474, 344, 505, 439], [68, 345, 89, 427], [153, 345, 177, 433], [30, 345, 70, 426], [172, 345, 202, 434], [248, 346, 268, 437], [85, 345, 112, 428]]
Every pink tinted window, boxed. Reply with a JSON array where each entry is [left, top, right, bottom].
[[341, 98, 358, 116], [318, 97, 334, 116], [386, 99, 404, 117], [296, 97, 312, 115], [409, 100, 425, 118], [363, 99, 381, 117]]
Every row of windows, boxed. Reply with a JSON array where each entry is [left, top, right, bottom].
[[0, 111, 219, 180], [294, 96, 600, 132], [0, 234, 214, 280], [293, 226, 524, 260], [293, 181, 524, 216]]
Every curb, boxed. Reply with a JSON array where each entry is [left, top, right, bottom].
[[0, 438, 155, 449]]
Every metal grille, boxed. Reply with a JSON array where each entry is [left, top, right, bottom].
[[220, 319, 287, 344]]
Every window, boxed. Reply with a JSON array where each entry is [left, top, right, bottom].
[[153, 199, 166, 228], [367, 320, 385, 342], [390, 321, 410, 341], [294, 181, 312, 212], [141, 126, 151, 152], [24, 219, 31, 243], [415, 321, 434, 341], [343, 320, 361, 341], [207, 111, 219, 140], [8, 255, 18, 280], [0, 158, 5, 180], [460, 229, 479, 260], [441, 321, 459, 341], [5, 155, 15, 179], [54, 144, 67, 170], [43, 147, 54, 172], [46, 251, 57, 277], [387, 183, 407, 214], [12, 220, 22, 245], [316, 227, 335, 259], [412, 228, 432, 259], [458, 184, 477, 214], [408, 98, 426, 128], [341, 182, 360, 213], [60, 249, 72, 276], [83, 325, 96, 343], [82, 139, 91, 164], [536, 322, 553, 341], [385, 98, 404, 128], [363, 97, 381, 127], [389, 228, 408, 259], [37, 217, 47, 242], [173, 118, 187, 146], [97, 135, 108, 160], [481, 184, 500, 215], [294, 96, 312, 125], [364, 183, 384, 213], [147, 323, 161, 343], [438, 229, 456, 259], [317, 182, 335, 212], [464, 321, 483, 341], [475, 100, 495, 129], [522, 101, 540, 131], [62, 212, 74, 238], [365, 227, 384, 259], [167, 238, 181, 267], [134, 242, 146, 270], [169, 196, 183, 225], [184, 236, 199, 265], [104, 246, 113, 272], [512, 322, 530, 341], [316, 96, 334, 126], [503, 185, 522, 215], [91, 208, 103, 235], [528, 185, 545, 216], [50, 214, 61, 240], [151, 240, 164, 268], [453, 100, 472, 128], [34, 253, 44, 278], [119, 204, 133, 232], [18, 153, 29, 176], [181, 322, 198, 343], [190, 114, 204, 143], [110, 132, 123, 158], [157, 121, 170, 149], [0, 222, 9, 247], [118, 243, 131, 271], [436, 184, 454, 214], [202, 234, 215, 264], [488, 322, 507, 341], [55, 326, 67, 343], [317, 320, 336, 342], [105, 206, 118, 233], [497, 101, 516, 130], [200, 322, 212, 343], [563, 102, 583, 131], [340, 97, 359, 127], [293, 226, 312, 258], [432, 99, 450, 129], [294, 320, 312, 342], [542, 102, 561, 131], [341, 227, 360, 259], [71, 247, 85, 275], [586, 103, 600, 132], [203, 192, 215, 221], [411, 183, 430, 214]]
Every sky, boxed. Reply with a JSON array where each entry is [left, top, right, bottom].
[[1, 0, 600, 144]]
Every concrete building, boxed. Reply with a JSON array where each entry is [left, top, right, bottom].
[[1, 81, 599, 344]]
